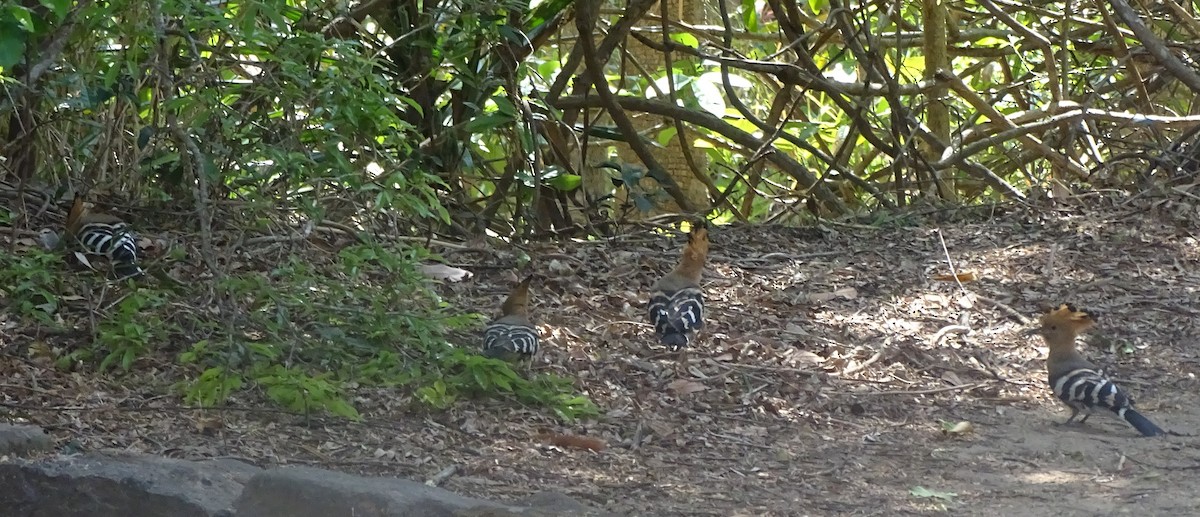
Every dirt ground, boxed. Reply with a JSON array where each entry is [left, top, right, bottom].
[[5, 196, 1200, 516]]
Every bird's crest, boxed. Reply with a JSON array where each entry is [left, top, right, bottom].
[[678, 221, 709, 274], [1040, 303, 1096, 332], [499, 275, 534, 317]]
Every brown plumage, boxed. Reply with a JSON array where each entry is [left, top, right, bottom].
[[482, 276, 539, 359], [1032, 304, 1164, 437], [647, 222, 709, 349], [65, 194, 144, 279]]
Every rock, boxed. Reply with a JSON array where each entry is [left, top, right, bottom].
[[0, 452, 259, 517], [234, 467, 616, 517], [0, 424, 53, 455], [0, 452, 615, 517], [518, 491, 607, 515]]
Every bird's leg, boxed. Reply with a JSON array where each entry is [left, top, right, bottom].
[[675, 346, 689, 377], [1062, 406, 1081, 425]]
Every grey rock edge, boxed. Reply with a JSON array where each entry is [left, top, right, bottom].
[[0, 426, 615, 517]]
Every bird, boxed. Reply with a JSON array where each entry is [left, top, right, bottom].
[[65, 194, 145, 280], [482, 276, 540, 361], [647, 222, 709, 351], [1029, 303, 1165, 437]]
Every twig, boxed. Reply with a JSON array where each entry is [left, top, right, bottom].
[[424, 465, 458, 487], [930, 325, 970, 346], [630, 419, 646, 451], [856, 382, 989, 396], [841, 349, 884, 375], [973, 294, 1031, 325], [706, 430, 773, 450], [933, 228, 968, 296]]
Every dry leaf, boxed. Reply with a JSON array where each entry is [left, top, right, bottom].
[[666, 379, 707, 396], [783, 323, 808, 335], [420, 263, 472, 282], [792, 351, 825, 366], [933, 271, 978, 282], [808, 287, 857, 303], [73, 251, 96, 270], [647, 419, 675, 437], [941, 371, 962, 386], [943, 421, 974, 435]]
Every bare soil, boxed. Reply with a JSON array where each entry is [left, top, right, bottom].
[[4, 197, 1200, 516]]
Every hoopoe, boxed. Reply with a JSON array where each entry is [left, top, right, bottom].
[[647, 222, 708, 350], [1029, 304, 1165, 437], [482, 276, 539, 360], [65, 194, 145, 280]]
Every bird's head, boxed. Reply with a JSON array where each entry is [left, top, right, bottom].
[[499, 275, 535, 317], [683, 220, 709, 262], [1026, 303, 1096, 344]]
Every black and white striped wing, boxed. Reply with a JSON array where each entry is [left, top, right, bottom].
[[79, 222, 140, 262], [648, 287, 704, 339], [77, 222, 144, 278], [1051, 367, 1129, 414], [1050, 366, 1165, 436], [483, 323, 540, 358]]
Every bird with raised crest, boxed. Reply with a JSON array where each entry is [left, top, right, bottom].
[[1029, 304, 1165, 437], [482, 276, 540, 361], [65, 194, 145, 280], [648, 222, 708, 352]]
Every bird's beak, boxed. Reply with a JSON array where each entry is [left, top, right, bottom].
[[1021, 326, 1041, 337]]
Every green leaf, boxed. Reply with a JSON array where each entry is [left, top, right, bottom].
[[547, 174, 581, 191], [37, 0, 69, 22], [656, 126, 678, 146], [526, 0, 572, 29], [669, 32, 699, 49], [741, 0, 759, 32], [463, 113, 513, 134], [6, 6, 34, 33]]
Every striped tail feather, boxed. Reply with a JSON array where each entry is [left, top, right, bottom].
[[647, 287, 704, 350], [482, 323, 540, 359], [1120, 407, 1166, 437], [1051, 367, 1164, 437]]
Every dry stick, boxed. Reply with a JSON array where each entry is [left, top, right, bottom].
[[573, 0, 693, 212], [553, 95, 848, 214], [973, 295, 1030, 325], [976, 0, 1060, 103], [151, 12, 220, 278], [857, 382, 990, 396], [660, 0, 741, 220], [930, 324, 971, 346], [841, 350, 884, 376], [1109, 0, 1200, 93], [424, 465, 458, 487], [933, 228, 968, 296], [933, 71, 1088, 178]]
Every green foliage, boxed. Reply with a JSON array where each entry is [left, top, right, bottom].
[[94, 291, 169, 371], [0, 249, 63, 324], [52, 289, 171, 372], [0, 246, 594, 422], [438, 349, 600, 421], [165, 244, 596, 421]]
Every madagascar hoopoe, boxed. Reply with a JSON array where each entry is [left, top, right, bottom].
[[1029, 304, 1165, 437], [65, 194, 145, 279], [647, 222, 709, 350], [482, 276, 540, 360]]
